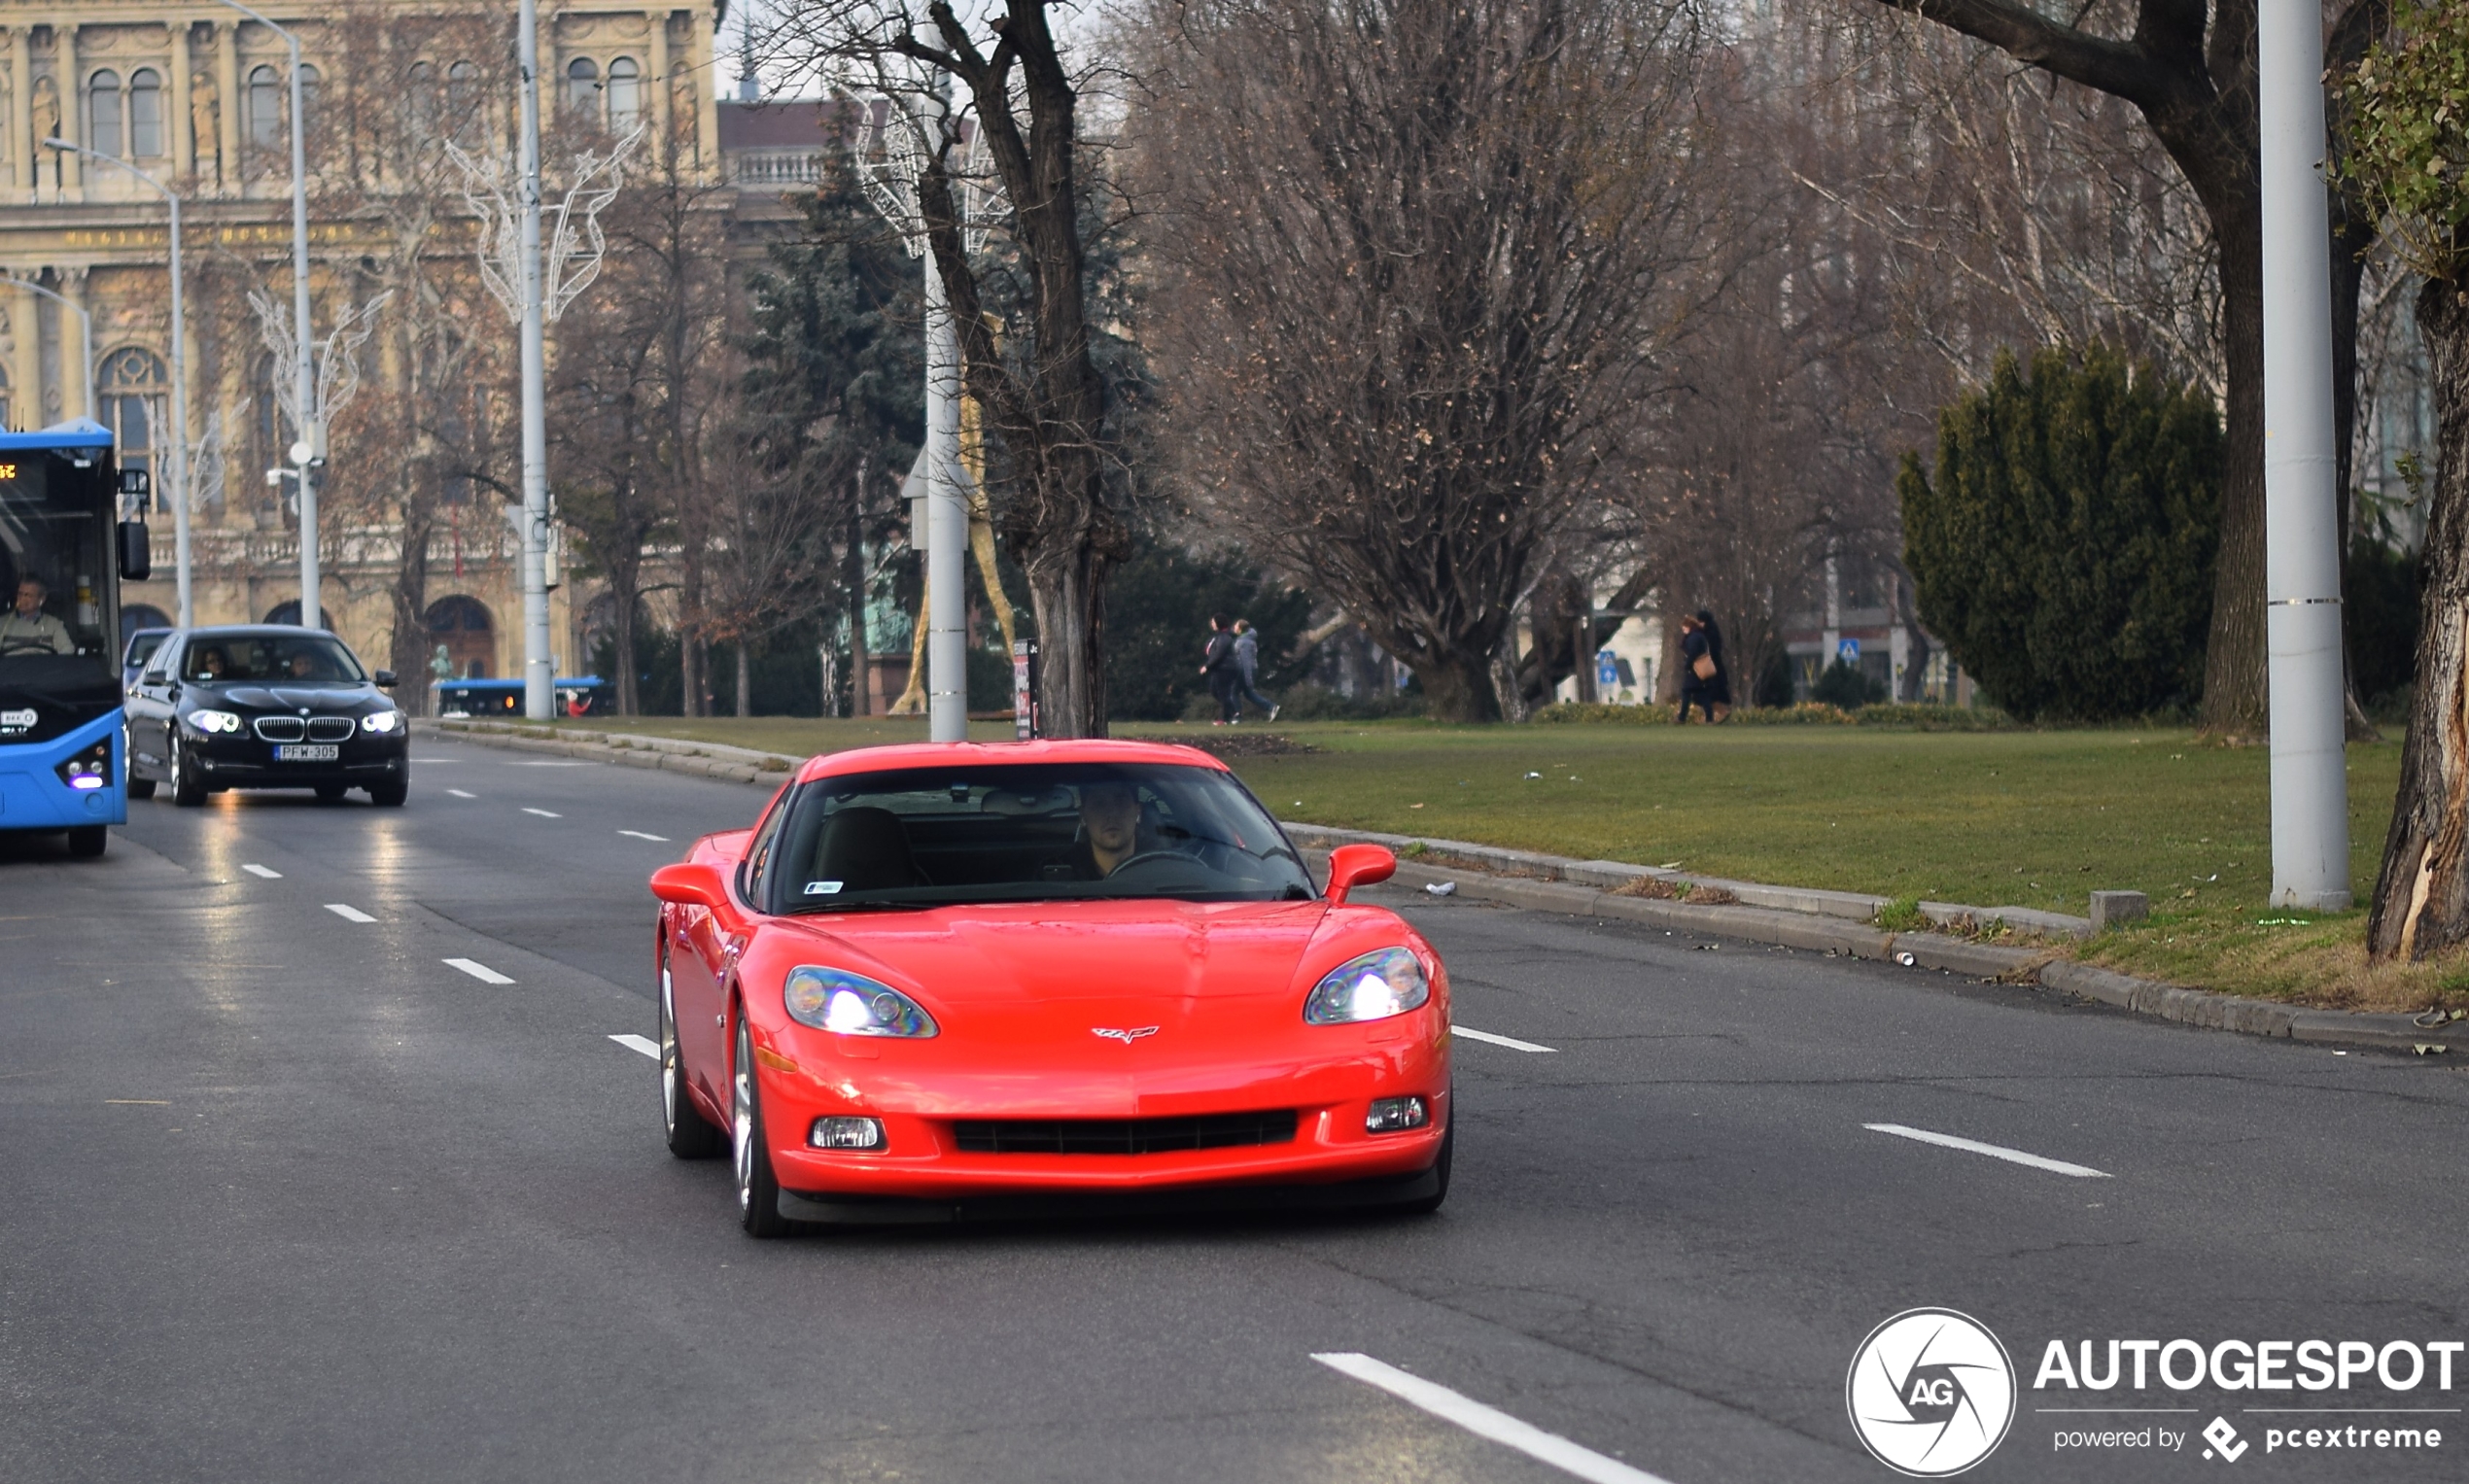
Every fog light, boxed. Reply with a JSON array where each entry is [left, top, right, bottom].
[[1365, 1096, 1430, 1134], [809, 1116, 886, 1151]]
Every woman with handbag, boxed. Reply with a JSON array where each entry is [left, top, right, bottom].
[[1697, 608, 1732, 722], [1676, 614, 1717, 723]]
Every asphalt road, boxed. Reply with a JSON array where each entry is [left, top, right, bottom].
[[3, 731, 2463, 1484]]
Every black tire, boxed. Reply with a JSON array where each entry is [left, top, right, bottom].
[[661, 948, 724, 1159], [314, 783, 348, 803], [733, 1013, 793, 1238], [367, 780, 407, 808], [126, 777, 156, 801], [169, 742, 206, 807], [66, 825, 107, 859], [1398, 1119, 1453, 1216]]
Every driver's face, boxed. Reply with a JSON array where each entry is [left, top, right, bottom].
[[1083, 785, 1138, 853], [288, 653, 315, 677], [14, 583, 40, 616]]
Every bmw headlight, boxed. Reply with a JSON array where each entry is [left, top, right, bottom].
[[189, 708, 243, 735], [361, 709, 404, 736], [783, 967, 939, 1038], [1304, 948, 1430, 1024]]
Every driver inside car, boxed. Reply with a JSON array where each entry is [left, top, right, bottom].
[[1075, 781, 1145, 879]]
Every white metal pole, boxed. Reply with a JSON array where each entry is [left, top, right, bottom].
[[923, 252, 966, 743], [517, 0, 553, 721], [2259, 0, 2351, 911], [52, 141, 191, 627]]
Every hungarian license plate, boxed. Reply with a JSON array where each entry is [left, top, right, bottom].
[[275, 743, 339, 762]]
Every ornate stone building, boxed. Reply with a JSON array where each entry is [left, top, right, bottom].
[[0, 1, 731, 688]]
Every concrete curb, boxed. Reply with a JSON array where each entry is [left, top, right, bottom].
[[424, 718, 2467, 1057]]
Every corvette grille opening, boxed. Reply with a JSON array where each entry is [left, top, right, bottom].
[[953, 1110, 1300, 1156]]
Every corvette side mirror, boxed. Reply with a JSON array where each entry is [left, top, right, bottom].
[[1324, 844, 1397, 906], [649, 861, 729, 910]]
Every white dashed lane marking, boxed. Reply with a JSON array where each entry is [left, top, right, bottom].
[[522, 808, 562, 819], [443, 958, 515, 985], [1453, 1026, 1557, 1053], [447, 789, 477, 799], [618, 830, 669, 843], [324, 904, 377, 923], [241, 863, 281, 879], [1863, 1122, 2111, 1179], [1312, 1353, 1672, 1484], [609, 1034, 660, 1059]]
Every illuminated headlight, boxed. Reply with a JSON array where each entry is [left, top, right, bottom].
[[783, 966, 938, 1038], [54, 739, 114, 790], [809, 1116, 887, 1150], [1304, 948, 1430, 1024], [360, 709, 404, 736], [189, 709, 244, 735], [1366, 1096, 1430, 1133]]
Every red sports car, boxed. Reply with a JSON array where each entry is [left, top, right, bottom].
[[648, 740, 1452, 1235]]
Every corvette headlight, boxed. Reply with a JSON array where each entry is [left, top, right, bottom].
[[189, 709, 243, 735], [361, 709, 403, 736], [783, 966, 938, 1038], [1304, 948, 1430, 1024]]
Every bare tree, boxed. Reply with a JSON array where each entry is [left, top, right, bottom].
[[1130, 0, 1717, 721]]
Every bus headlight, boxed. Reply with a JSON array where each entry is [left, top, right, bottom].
[[54, 739, 114, 790]]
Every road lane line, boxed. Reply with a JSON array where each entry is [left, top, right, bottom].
[[443, 958, 515, 985], [609, 1033, 660, 1058], [618, 830, 669, 843], [447, 789, 477, 799], [1311, 1353, 1672, 1484], [1453, 1026, 1557, 1053], [522, 808, 562, 818], [1863, 1122, 2111, 1179], [324, 904, 378, 923], [241, 863, 282, 879]]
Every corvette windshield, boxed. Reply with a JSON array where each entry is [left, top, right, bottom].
[[771, 762, 1314, 911]]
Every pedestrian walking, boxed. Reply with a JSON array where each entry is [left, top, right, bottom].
[[1676, 613, 1716, 724], [1199, 613, 1240, 724], [1231, 619, 1279, 722], [1697, 607, 1733, 722]]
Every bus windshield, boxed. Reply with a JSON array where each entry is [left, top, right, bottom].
[[0, 452, 117, 670]]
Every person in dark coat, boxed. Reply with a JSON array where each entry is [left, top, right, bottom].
[[1199, 614, 1239, 724], [1231, 619, 1279, 722], [1676, 614, 1714, 723], [1697, 608, 1733, 721]]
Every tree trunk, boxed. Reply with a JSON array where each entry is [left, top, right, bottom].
[[389, 505, 435, 716], [2198, 199, 2271, 739], [2367, 279, 2469, 960], [736, 642, 750, 717], [612, 585, 641, 717], [1026, 546, 1107, 739], [848, 511, 871, 717], [1488, 642, 1530, 723], [1420, 653, 1500, 723]]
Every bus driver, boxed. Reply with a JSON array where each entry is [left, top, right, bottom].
[[0, 577, 73, 657]]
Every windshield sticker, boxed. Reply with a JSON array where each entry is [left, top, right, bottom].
[[805, 880, 844, 895]]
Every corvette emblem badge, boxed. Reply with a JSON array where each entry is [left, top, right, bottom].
[[1091, 1026, 1161, 1045]]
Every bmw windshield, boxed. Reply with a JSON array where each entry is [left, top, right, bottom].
[[764, 763, 1315, 912]]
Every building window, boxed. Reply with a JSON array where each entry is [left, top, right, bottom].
[[98, 348, 168, 510], [90, 70, 123, 156], [298, 64, 320, 141], [607, 57, 643, 132], [129, 69, 163, 156], [247, 64, 282, 150], [566, 56, 600, 121], [446, 60, 478, 136]]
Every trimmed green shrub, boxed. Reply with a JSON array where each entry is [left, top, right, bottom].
[[1899, 344, 2221, 721]]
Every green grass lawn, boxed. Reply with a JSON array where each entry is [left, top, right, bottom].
[[487, 712, 2452, 1012]]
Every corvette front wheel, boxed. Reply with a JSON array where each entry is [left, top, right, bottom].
[[661, 949, 724, 1160], [732, 1014, 792, 1238]]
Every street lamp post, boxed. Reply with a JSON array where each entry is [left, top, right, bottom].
[[216, 0, 318, 630], [48, 139, 191, 629], [2257, 0, 2352, 910], [515, 0, 552, 721], [12, 276, 92, 424]]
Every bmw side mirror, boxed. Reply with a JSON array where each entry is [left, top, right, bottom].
[[374, 670, 398, 688], [1324, 844, 1397, 906], [649, 861, 731, 911], [117, 520, 152, 581]]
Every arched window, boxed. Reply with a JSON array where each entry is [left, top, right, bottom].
[[607, 57, 643, 132], [297, 63, 320, 139], [129, 69, 163, 155], [89, 70, 123, 156], [98, 348, 167, 507], [407, 59, 436, 135], [565, 56, 601, 121], [247, 64, 282, 150], [446, 60, 478, 128]]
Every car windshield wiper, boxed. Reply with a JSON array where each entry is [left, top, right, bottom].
[[789, 898, 932, 915]]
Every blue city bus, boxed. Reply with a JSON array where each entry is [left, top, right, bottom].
[[436, 676, 613, 718], [0, 419, 150, 857]]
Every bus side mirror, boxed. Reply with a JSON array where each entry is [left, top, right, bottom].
[[117, 520, 152, 581]]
